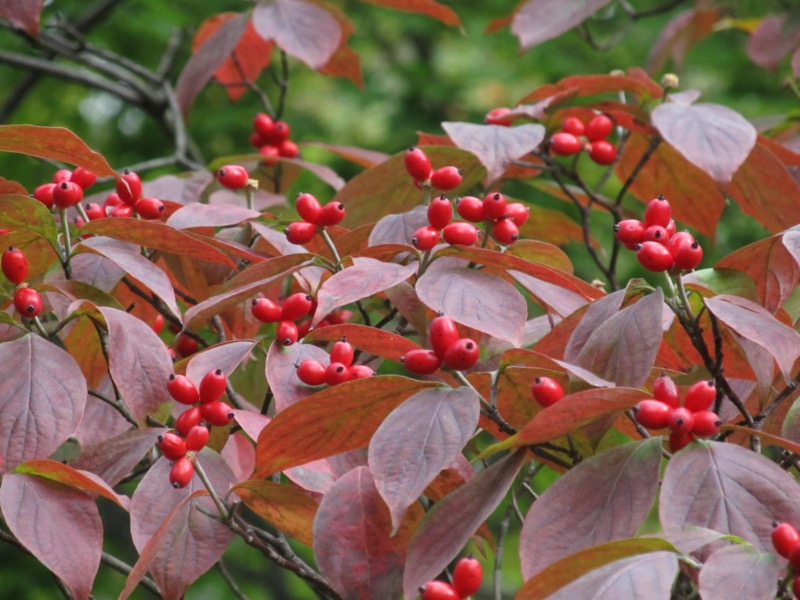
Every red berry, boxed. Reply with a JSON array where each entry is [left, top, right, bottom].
[[504, 202, 530, 227], [492, 218, 519, 245], [253, 112, 275, 137], [281, 293, 314, 321], [588, 140, 617, 165], [455, 196, 486, 222], [296, 193, 322, 224], [669, 431, 694, 453], [260, 144, 281, 166], [430, 315, 459, 360], [330, 338, 355, 367], [13, 287, 42, 317], [202, 400, 234, 427], [666, 407, 695, 434], [561, 117, 586, 136], [110, 204, 134, 218], [134, 197, 165, 220], [279, 139, 300, 158], [666, 231, 694, 255], [318, 202, 346, 227], [152, 314, 165, 334], [217, 165, 249, 190], [276, 320, 299, 346], [430, 166, 462, 191], [633, 399, 670, 430], [550, 132, 582, 156], [32, 183, 55, 207], [789, 543, 800, 572], [420, 581, 459, 600], [175, 333, 199, 357], [428, 195, 453, 230], [69, 167, 97, 190], [52, 169, 72, 183], [104, 193, 123, 209], [297, 360, 327, 386], [772, 523, 800, 558], [285, 221, 317, 245], [442, 222, 479, 246], [673, 241, 703, 271], [324, 362, 350, 386], [116, 169, 142, 205], [175, 406, 203, 437], [412, 225, 441, 251], [685, 380, 716, 412], [482, 192, 507, 220], [793, 575, 800, 599], [347, 365, 375, 380], [268, 121, 290, 144], [452, 556, 483, 598], [442, 338, 480, 371], [531, 376, 564, 407], [52, 181, 83, 209], [199, 369, 227, 404], [644, 225, 669, 244], [585, 114, 614, 141], [2, 247, 28, 284], [636, 241, 674, 272], [185, 425, 210, 452], [665, 218, 677, 238], [84, 202, 105, 220], [691, 410, 722, 438], [252, 298, 282, 323], [404, 147, 432, 182], [158, 432, 187, 461], [167, 374, 199, 405], [614, 220, 646, 246], [169, 457, 194, 488], [653, 374, 680, 408], [644, 195, 672, 228], [401, 349, 441, 375], [484, 107, 513, 126]]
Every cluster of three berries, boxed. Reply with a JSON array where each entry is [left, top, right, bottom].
[[251, 291, 316, 347], [295, 337, 375, 387], [419, 556, 482, 600], [401, 315, 480, 374], [285, 192, 346, 245], [250, 112, 299, 165]]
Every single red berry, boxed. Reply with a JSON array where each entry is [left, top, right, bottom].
[[330, 338, 355, 367], [252, 298, 282, 323], [202, 400, 234, 427], [2, 247, 28, 284], [772, 523, 800, 558], [685, 380, 716, 412], [253, 112, 275, 137], [279, 139, 300, 158], [69, 167, 97, 190], [152, 314, 165, 335], [420, 581, 459, 600], [430, 166, 463, 191], [653, 374, 680, 408], [269, 121, 291, 145], [405, 147, 432, 182], [644, 195, 672, 228], [217, 165, 249, 190], [666, 407, 695, 434], [52, 169, 72, 183], [84, 202, 105, 220], [443, 338, 480, 371], [428, 195, 453, 230], [296, 193, 322, 224], [13, 287, 42, 317], [691, 410, 722, 438], [666, 231, 694, 255], [32, 183, 55, 207], [260, 144, 280, 166], [455, 196, 486, 222], [504, 202, 530, 227], [585, 114, 614, 141], [185, 425, 210, 452], [199, 369, 227, 404], [167, 374, 200, 405], [116, 169, 142, 205], [442, 222, 479, 246], [401, 349, 441, 375], [492, 218, 519, 245], [276, 320, 299, 346], [169, 457, 194, 489], [614, 219, 646, 246], [636, 241, 674, 272], [412, 225, 441, 251], [110, 204, 134, 218], [531, 376, 564, 407], [550, 132, 582, 156], [452, 556, 483, 598], [175, 406, 203, 437], [52, 181, 83, 209], [104, 193, 123, 209], [588, 140, 617, 165], [673, 241, 703, 271], [669, 431, 694, 453], [324, 362, 350, 386], [285, 221, 317, 245], [665, 218, 677, 238], [281, 293, 314, 321], [297, 360, 327, 386], [158, 432, 187, 461], [484, 107, 513, 126], [644, 225, 669, 244], [633, 399, 670, 430], [249, 131, 265, 148], [175, 333, 199, 357], [430, 315, 459, 360], [482, 192, 507, 221], [561, 117, 586, 136], [135, 197, 165, 220], [347, 365, 375, 380], [318, 202, 346, 227]]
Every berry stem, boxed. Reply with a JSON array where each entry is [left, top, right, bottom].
[[194, 458, 231, 521], [58, 207, 73, 278], [673, 274, 696, 322], [319, 228, 342, 271], [31, 316, 49, 339], [75, 202, 90, 224], [245, 183, 256, 211]]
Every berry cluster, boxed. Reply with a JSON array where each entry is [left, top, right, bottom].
[[419, 556, 482, 600], [216, 164, 252, 190], [81, 169, 164, 221], [2, 247, 42, 318], [250, 112, 299, 165], [633, 375, 721, 453], [161, 369, 234, 488], [404, 147, 463, 191], [401, 315, 479, 374], [456, 193, 529, 245], [295, 337, 375, 387], [251, 291, 315, 346], [550, 114, 617, 165], [771, 522, 800, 596], [531, 376, 565, 408], [614, 195, 703, 272], [411, 195, 478, 250], [32, 167, 96, 210], [285, 192, 346, 245]]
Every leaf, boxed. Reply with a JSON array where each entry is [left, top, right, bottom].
[[0, 125, 115, 177], [519, 439, 662, 578], [0, 194, 59, 250], [510, 269, 590, 319], [70, 428, 167, 487], [369, 387, 479, 532], [266, 341, 331, 411], [507, 239, 574, 273], [697, 545, 779, 600], [253, 0, 342, 70], [509, 0, 614, 51], [309, 142, 389, 168], [314, 467, 405, 599], [747, 16, 800, 70], [660, 441, 800, 551], [255, 376, 438, 477], [0, 334, 86, 471], [166, 202, 260, 229], [221, 431, 256, 481], [233, 480, 318, 546], [705, 294, 800, 383], [368, 205, 427, 247], [176, 12, 249, 115], [0, 472, 103, 599], [358, 0, 460, 26], [683, 269, 758, 303], [520, 70, 662, 103], [652, 101, 756, 184], [416, 264, 527, 347], [402, 449, 526, 599], [441, 122, 545, 185], [515, 538, 678, 600], [564, 289, 625, 360], [647, 8, 720, 74], [304, 323, 421, 362], [185, 340, 256, 384], [0, 0, 44, 37]]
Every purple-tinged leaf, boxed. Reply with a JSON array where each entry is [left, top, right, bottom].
[[647, 8, 719, 74], [253, 0, 341, 69], [441, 122, 545, 184], [232, 410, 270, 441], [660, 441, 800, 551], [403, 450, 526, 599], [285, 459, 336, 495], [416, 264, 527, 347], [0, 0, 44, 37], [314, 467, 405, 598], [0, 334, 86, 472], [304, 323, 421, 362], [266, 341, 331, 412], [369, 387, 479, 532], [509, 0, 613, 50], [234, 480, 318, 547], [652, 101, 756, 184], [70, 428, 166, 487], [0, 472, 102, 599], [698, 545, 779, 600], [510, 269, 589, 318], [520, 438, 662, 579], [747, 16, 800, 70], [72, 379, 132, 448], [69, 252, 125, 292], [283, 156, 346, 191], [368, 205, 427, 247], [222, 432, 256, 482], [653, 528, 727, 555], [185, 340, 256, 384], [166, 203, 260, 229]]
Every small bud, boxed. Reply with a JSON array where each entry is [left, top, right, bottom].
[[661, 73, 679, 89]]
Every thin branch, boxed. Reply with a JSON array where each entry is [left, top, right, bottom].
[[100, 551, 161, 597], [216, 560, 250, 600]]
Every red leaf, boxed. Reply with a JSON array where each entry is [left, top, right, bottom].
[[519, 439, 662, 579], [0, 472, 102, 599], [0, 334, 86, 472], [660, 441, 800, 551], [441, 122, 545, 185], [70, 428, 167, 487], [651, 101, 756, 184], [0, 0, 44, 37], [698, 545, 779, 600], [747, 16, 800, 70], [233, 480, 318, 546], [314, 467, 405, 598], [166, 203, 260, 229], [519, 70, 661, 104], [403, 449, 526, 599], [510, 269, 590, 319], [368, 205, 427, 247], [564, 288, 625, 360], [176, 12, 249, 115], [266, 341, 331, 411], [0, 176, 27, 195], [358, 0, 459, 26], [647, 8, 719, 74], [304, 323, 421, 362], [221, 431, 256, 481], [368, 387, 479, 532], [508, 0, 613, 50], [253, 0, 342, 70], [185, 340, 256, 384], [254, 376, 438, 477], [309, 142, 390, 168]]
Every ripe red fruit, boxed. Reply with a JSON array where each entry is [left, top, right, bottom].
[[325, 362, 350, 386], [420, 581, 459, 600], [252, 298, 282, 323], [185, 425, 210, 452], [644, 225, 669, 244], [665, 218, 677, 238], [296, 193, 322, 224], [772, 523, 800, 558], [550, 132, 582, 156], [318, 202, 346, 226], [428, 195, 453, 229], [614, 219, 646, 245], [158, 432, 187, 461], [279, 139, 299, 158], [253, 112, 275, 137], [455, 196, 486, 222], [485, 107, 513, 126], [110, 204, 134, 218], [13, 287, 42, 317], [175, 333, 199, 357], [330, 338, 355, 367], [134, 197, 165, 220], [430, 166, 463, 191], [285, 221, 317, 245], [84, 202, 105, 220], [644, 195, 671, 228], [531, 376, 564, 407], [167, 374, 200, 405], [297, 360, 327, 386], [666, 407, 695, 434], [276, 320, 299, 346], [169, 457, 194, 489], [442, 222, 479, 246], [482, 192, 507, 220], [430, 315, 459, 359], [412, 225, 441, 251], [199, 369, 227, 404], [52, 181, 83, 208], [588, 140, 617, 165], [652, 374, 680, 408], [673, 241, 703, 270], [669, 431, 694, 453], [116, 169, 142, 205], [281, 293, 314, 321], [152, 314, 165, 334], [633, 399, 670, 430], [217, 165, 249, 190], [685, 380, 716, 412], [202, 400, 234, 427], [32, 183, 55, 207], [561, 116, 586, 136], [442, 338, 480, 371], [504, 202, 530, 227], [175, 406, 203, 437], [401, 349, 441, 375], [2, 247, 28, 284], [666, 231, 694, 255], [347, 365, 375, 380], [794, 575, 800, 599], [492, 218, 519, 245], [69, 167, 97, 190], [104, 193, 123, 209], [452, 556, 483, 598], [404, 147, 432, 182], [636, 241, 674, 272], [585, 114, 614, 141], [692, 410, 722, 438], [52, 169, 72, 183], [259, 144, 281, 166], [789, 542, 800, 572]]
